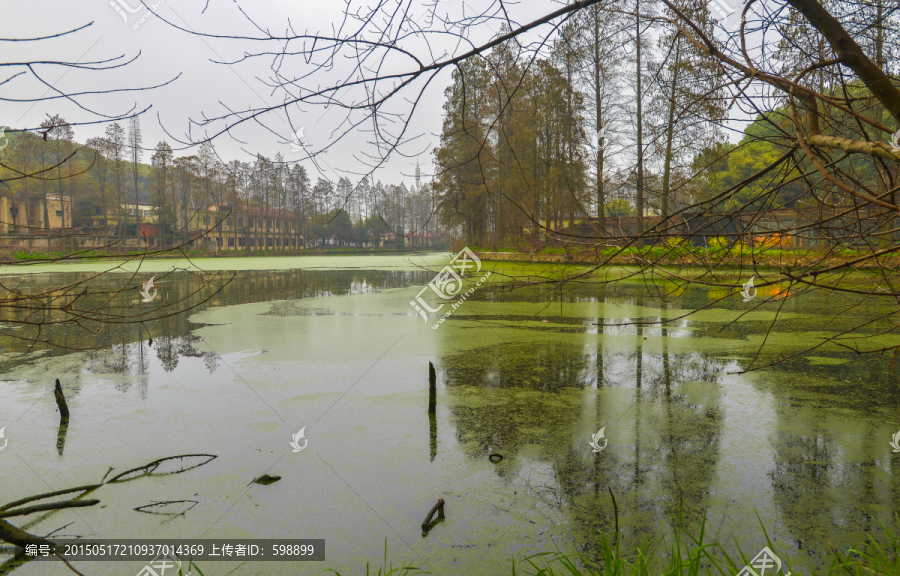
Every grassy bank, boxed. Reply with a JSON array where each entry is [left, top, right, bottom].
[[473, 244, 892, 273], [322, 524, 899, 576], [172, 516, 900, 576], [2, 247, 443, 262]]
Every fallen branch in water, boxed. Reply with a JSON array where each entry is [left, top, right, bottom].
[[99, 467, 114, 484], [248, 474, 281, 486], [54, 551, 88, 576], [107, 453, 217, 483], [134, 500, 198, 515], [0, 452, 218, 569], [0, 500, 99, 519], [0, 485, 100, 512], [0, 519, 53, 549], [421, 499, 445, 532]]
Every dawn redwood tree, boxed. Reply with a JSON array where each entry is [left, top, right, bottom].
[[105, 123, 126, 239], [151, 141, 174, 236], [127, 115, 143, 234], [40, 115, 74, 234], [84, 136, 111, 227]]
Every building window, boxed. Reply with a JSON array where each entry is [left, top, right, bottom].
[[238, 217, 243, 227], [228, 237, 235, 247], [56, 210, 63, 217], [238, 237, 245, 247]]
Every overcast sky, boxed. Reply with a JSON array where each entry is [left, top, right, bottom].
[[2, 0, 563, 186], [3, 0, 756, 187]]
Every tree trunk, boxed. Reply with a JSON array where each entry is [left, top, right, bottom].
[[635, 0, 645, 246], [593, 9, 606, 238], [661, 40, 682, 222]]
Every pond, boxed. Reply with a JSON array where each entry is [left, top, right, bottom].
[[1, 254, 898, 575]]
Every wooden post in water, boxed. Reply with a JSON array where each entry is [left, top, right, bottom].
[[54, 379, 70, 421], [54, 379, 70, 456], [428, 362, 436, 414], [428, 362, 437, 460]]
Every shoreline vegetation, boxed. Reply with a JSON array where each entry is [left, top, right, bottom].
[[0, 246, 430, 263], [330, 514, 900, 576], [471, 246, 896, 272], [2, 244, 888, 270], [220, 513, 900, 576]]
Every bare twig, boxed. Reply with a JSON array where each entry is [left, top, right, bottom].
[[107, 454, 217, 483]]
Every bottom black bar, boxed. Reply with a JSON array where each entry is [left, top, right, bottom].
[[19, 539, 325, 562]]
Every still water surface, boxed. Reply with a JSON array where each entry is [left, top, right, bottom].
[[1, 254, 898, 575]]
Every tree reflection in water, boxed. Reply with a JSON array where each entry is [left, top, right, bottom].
[[0, 268, 433, 377]]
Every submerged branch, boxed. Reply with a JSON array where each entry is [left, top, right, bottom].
[[0, 500, 99, 519], [107, 454, 217, 483], [0, 519, 53, 549], [0, 486, 100, 512], [0, 453, 218, 554]]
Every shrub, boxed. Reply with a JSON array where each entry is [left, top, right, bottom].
[[706, 237, 733, 250]]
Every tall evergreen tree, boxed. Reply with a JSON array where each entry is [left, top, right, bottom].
[[127, 115, 143, 234]]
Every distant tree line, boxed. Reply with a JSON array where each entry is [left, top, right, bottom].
[[0, 116, 442, 248]]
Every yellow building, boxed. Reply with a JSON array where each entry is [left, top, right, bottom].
[[0, 194, 72, 234]]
